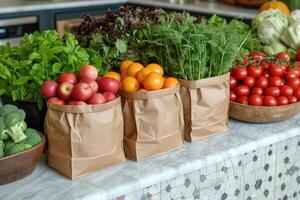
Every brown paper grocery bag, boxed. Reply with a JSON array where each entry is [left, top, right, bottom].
[[44, 97, 125, 179], [179, 73, 230, 142], [121, 85, 184, 161]]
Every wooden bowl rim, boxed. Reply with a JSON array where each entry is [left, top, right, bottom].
[[230, 101, 300, 110], [0, 132, 45, 161]]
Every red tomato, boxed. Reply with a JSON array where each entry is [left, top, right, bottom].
[[234, 67, 248, 80], [277, 96, 289, 106], [285, 71, 297, 79], [276, 52, 290, 62], [247, 65, 262, 78], [243, 76, 256, 88], [294, 67, 300, 77], [260, 60, 269, 71], [230, 91, 237, 102], [230, 67, 235, 75], [256, 76, 268, 89], [280, 85, 294, 97], [236, 96, 248, 104], [268, 63, 284, 77], [286, 77, 300, 89], [230, 76, 238, 89], [235, 85, 250, 97], [251, 87, 263, 95], [265, 87, 281, 97], [294, 88, 300, 100], [250, 52, 266, 60], [268, 76, 282, 87], [262, 70, 270, 78], [263, 96, 278, 106], [248, 95, 263, 106], [296, 50, 300, 61], [288, 96, 298, 104]]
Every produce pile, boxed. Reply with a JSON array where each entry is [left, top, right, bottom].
[[0, 105, 41, 157], [230, 51, 300, 106]]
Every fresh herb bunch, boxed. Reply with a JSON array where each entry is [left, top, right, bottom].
[[139, 12, 250, 80], [0, 30, 107, 108]]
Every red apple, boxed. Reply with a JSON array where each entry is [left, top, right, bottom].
[[67, 100, 86, 105], [72, 83, 93, 101], [78, 65, 98, 80], [97, 77, 120, 93], [48, 97, 65, 105], [80, 78, 98, 93], [102, 92, 116, 102], [87, 93, 106, 104], [40, 80, 58, 98], [58, 82, 74, 101], [58, 72, 77, 84]]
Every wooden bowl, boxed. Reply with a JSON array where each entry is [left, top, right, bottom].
[[0, 133, 45, 185], [229, 101, 300, 123]]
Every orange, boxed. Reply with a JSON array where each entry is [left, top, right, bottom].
[[138, 89, 148, 92], [120, 60, 133, 72], [163, 77, 179, 88], [104, 71, 121, 82], [122, 76, 139, 92], [121, 70, 128, 80], [143, 72, 164, 91], [127, 62, 144, 77], [136, 68, 153, 85], [145, 63, 164, 76]]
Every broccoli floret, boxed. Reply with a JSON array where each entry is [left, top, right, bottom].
[[0, 105, 18, 117], [24, 128, 41, 146], [16, 109, 26, 121], [0, 117, 9, 140], [6, 122, 27, 143], [4, 140, 32, 156], [0, 140, 4, 158]]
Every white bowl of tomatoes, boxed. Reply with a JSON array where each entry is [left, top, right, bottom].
[[229, 52, 300, 123]]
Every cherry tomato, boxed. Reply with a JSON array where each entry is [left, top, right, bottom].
[[230, 67, 235, 76], [276, 52, 290, 62], [296, 50, 300, 62], [234, 67, 248, 80], [260, 60, 269, 71], [281, 64, 287, 74], [230, 76, 238, 89], [268, 76, 282, 87], [265, 87, 280, 97], [247, 65, 262, 78], [256, 76, 268, 89], [281, 78, 286, 86], [251, 87, 263, 95], [262, 70, 270, 78], [285, 71, 297, 79], [263, 96, 278, 106], [250, 52, 266, 60], [248, 94, 263, 106], [280, 85, 294, 97], [230, 91, 237, 102], [286, 77, 300, 90], [243, 57, 249, 65], [236, 96, 248, 105], [288, 96, 298, 104], [293, 88, 300, 100], [277, 96, 289, 106], [235, 85, 250, 97], [243, 76, 256, 88], [294, 67, 300, 77], [268, 63, 284, 77]]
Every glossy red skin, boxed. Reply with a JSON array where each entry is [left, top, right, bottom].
[[230, 76, 238, 89], [97, 77, 120, 93], [256, 76, 268, 89], [67, 100, 86, 105], [102, 92, 117, 102], [58, 73, 77, 84], [280, 85, 294, 97], [234, 67, 248, 80], [47, 97, 65, 105], [72, 82, 93, 101], [247, 65, 262, 78], [260, 60, 269, 71], [87, 93, 106, 104], [262, 70, 270, 78], [235, 85, 250, 97], [265, 87, 280, 98], [250, 52, 266, 60], [286, 78, 300, 90], [296, 50, 300, 62], [243, 76, 256, 88], [80, 78, 99, 93], [78, 65, 98, 80], [268, 63, 284, 77], [236, 96, 248, 105], [288, 96, 298, 104], [40, 80, 58, 98], [251, 87, 263, 95], [248, 95, 263, 106], [276, 52, 290, 62], [57, 82, 74, 101], [294, 88, 300, 100], [268, 76, 282, 87], [263, 96, 278, 106], [277, 96, 289, 106], [285, 71, 297, 79]]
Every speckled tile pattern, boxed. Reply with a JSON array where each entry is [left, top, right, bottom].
[[114, 136, 300, 200]]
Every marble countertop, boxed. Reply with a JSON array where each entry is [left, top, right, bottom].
[[0, 0, 257, 19], [1, 114, 300, 200]]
